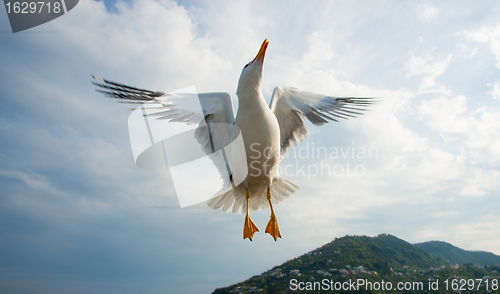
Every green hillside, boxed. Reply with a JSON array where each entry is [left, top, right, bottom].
[[213, 234, 500, 294], [415, 241, 500, 265], [283, 233, 445, 275]]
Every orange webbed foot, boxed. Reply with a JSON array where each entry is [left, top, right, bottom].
[[265, 214, 281, 241], [243, 214, 259, 241]]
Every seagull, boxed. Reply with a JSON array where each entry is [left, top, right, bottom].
[[92, 39, 374, 241]]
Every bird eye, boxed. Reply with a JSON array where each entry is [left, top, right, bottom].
[[244, 63, 250, 68]]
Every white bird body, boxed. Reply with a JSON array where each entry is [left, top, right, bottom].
[[235, 85, 280, 191], [93, 39, 374, 241]]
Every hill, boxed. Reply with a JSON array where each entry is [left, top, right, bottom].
[[415, 240, 500, 265], [281, 233, 445, 275], [213, 234, 500, 294]]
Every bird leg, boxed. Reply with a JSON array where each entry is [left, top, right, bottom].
[[243, 188, 259, 241], [265, 188, 281, 241]]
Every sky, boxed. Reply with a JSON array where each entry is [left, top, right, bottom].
[[1, 0, 500, 293]]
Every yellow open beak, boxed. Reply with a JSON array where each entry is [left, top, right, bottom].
[[252, 39, 269, 64]]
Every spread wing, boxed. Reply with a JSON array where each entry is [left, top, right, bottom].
[[269, 86, 375, 158], [92, 75, 236, 177]]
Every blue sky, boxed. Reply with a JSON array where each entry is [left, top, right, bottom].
[[1, 0, 500, 293]]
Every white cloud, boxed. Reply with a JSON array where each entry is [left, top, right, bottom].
[[417, 95, 500, 198], [490, 80, 500, 100], [459, 169, 500, 197], [459, 24, 500, 101], [454, 218, 500, 254], [301, 31, 335, 69], [0, 169, 66, 197], [416, 3, 439, 22], [405, 50, 452, 95], [460, 23, 500, 68], [457, 43, 478, 59], [418, 95, 500, 162], [45, 0, 233, 92], [417, 95, 470, 135], [413, 147, 464, 187], [414, 214, 500, 255]]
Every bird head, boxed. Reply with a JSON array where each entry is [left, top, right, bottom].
[[236, 39, 269, 97]]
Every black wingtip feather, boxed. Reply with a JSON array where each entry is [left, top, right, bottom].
[[91, 75, 162, 102]]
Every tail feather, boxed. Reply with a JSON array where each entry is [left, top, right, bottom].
[[211, 188, 234, 210], [206, 177, 299, 214], [222, 191, 235, 212], [232, 191, 245, 213]]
